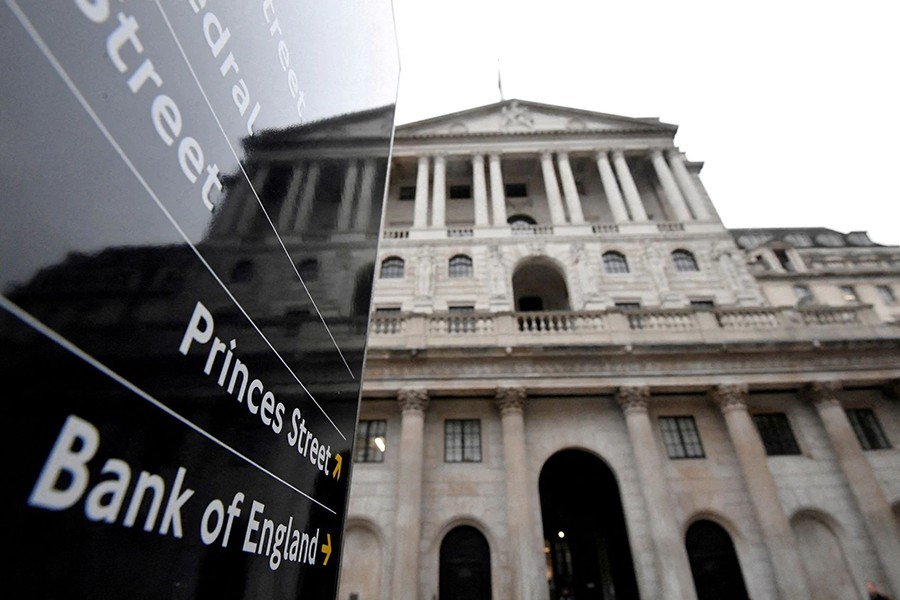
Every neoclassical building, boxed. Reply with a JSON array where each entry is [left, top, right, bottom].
[[338, 100, 900, 600]]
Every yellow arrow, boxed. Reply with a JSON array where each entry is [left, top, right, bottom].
[[322, 533, 332, 566], [332, 454, 342, 480]]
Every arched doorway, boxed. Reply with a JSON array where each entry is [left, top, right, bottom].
[[512, 258, 570, 312], [439, 525, 492, 600], [685, 520, 749, 600], [539, 450, 640, 600]]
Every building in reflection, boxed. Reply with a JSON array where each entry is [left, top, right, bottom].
[[341, 100, 900, 600], [4, 106, 394, 599]]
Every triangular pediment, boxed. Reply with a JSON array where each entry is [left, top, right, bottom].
[[397, 99, 676, 138]]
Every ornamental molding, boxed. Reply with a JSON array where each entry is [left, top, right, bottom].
[[397, 387, 429, 413], [802, 380, 843, 408], [616, 386, 650, 414], [711, 383, 749, 413], [495, 387, 527, 415]]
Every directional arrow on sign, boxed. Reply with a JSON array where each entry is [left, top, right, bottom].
[[333, 454, 342, 480], [322, 533, 332, 566]]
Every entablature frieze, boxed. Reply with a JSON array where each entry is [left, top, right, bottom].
[[389, 137, 677, 160]]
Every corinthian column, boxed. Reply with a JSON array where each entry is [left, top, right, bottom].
[[650, 149, 691, 221], [595, 151, 629, 223], [431, 155, 446, 228], [392, 388, 429, 600], [413, 156, 430, 229], [557, 152, 585, 224], [711, 384, 811, 599], [495, 388, 545, 600], [336, 160, 360, 230], [805, 382, 900, 596], [353, 159, 377, 232], [472, 154, 489, 226], [616, 387, 695, 600], [667, 150, 710, 220], [277, 162, 304, 230], [488, 153, 507, 225], [540, 151, 567, 225], [611, 150, 648, 221], [291, 162, 320, 232]]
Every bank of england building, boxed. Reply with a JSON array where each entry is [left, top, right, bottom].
[[339, 100, 900, 600]]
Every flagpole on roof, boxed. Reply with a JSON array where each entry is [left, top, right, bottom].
[[497, 58, 505, 102]]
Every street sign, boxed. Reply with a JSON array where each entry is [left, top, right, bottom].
[[0, 2, 398, 598]]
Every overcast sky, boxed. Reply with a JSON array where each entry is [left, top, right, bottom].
[[390, 0, 900, 246]]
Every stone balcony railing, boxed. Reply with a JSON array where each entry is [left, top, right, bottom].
[[366, 304, 896, 349]]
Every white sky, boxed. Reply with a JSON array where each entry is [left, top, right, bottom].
[[391, 0, 900, 246]]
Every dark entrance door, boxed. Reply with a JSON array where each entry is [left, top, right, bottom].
[[685, 520, 750, 600], [439, 526, 492, 600], [540, 450, 641, 600]]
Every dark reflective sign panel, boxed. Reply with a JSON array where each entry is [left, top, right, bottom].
[[1, 2, 398, 598]]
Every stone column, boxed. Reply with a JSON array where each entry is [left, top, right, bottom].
[[806, 382, 900, 596], [650, 149, 691, 222], [431, 155, 446, 228], [413, 156, 430, 229], [557, 152, 585, 224], [495, 388, 545, 600], [291, 162, 320, 232], [616, 387, 696, 600], [488, 153, 507, 226], [595, 151, 630, 223], [667, 150, 710, 220], [236, 163, 270, 234], [611, 150, 648, 221], [711, 384, 811, 600], [392, 388, 429, 600], [336, 160, 359, 230], [472, 154, 490, 226], [277, 162, 304, 230], [540, 151, 567, 225], [353, 159, 377, 232]]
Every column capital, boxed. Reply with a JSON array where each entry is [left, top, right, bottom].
[[648, 147, 666, 159], [803, 381, 843, 408], [610, 148, 626, 158], [471, 153, 485, 162], [616, 386, 650, 414], [495, 387, 527, 415], [398, 388, 429, 414], [539, 150, 554, 161], [665, 148, 685, 160], [711, 383, 749, 413]]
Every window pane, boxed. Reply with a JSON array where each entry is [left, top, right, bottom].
[[354, 420, 386, 463], [659, 416, 704, 459], [445, 419, 481, 462], [380, 257, 404, 279], [449, 255, 473, 277], [846, 409, 891, 450], [603, 252, 629, 274], [752, 413, 801, 455], [672, 250, 699, 272], [398, 186, 416, 200]]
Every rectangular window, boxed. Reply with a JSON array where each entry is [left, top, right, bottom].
[[846, 409, 891, 450], [659, 416, 705, 459], [447, 305, 476, 333], [445, 419, 482, 462], [877, 285, 896, 304], [690, 300, 715, 309], [752, 413, 801, 455], [449, 184, 471, 199], [354, 420, 386, 463], [504, 183, 527, 197], [794, 285, 815, 306], [398, 185, 416, 200]]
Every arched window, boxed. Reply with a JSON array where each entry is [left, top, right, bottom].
[[379, 256, 405, 279], [297, 258, 319, 282], [602, 251, 629, 274], [672, 249, 699, 272], [449, 254, 473, 278], [230, 260, 254, 283], [686, 520, 749, 600]]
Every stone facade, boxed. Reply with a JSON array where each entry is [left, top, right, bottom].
[[339, 100, 900, 600]]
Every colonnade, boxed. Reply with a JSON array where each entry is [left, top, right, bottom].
[[387, 382, 900, 600], [408, 148, 710, 230], [213, 158, 379, 237]]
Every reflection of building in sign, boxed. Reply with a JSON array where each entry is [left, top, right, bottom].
[[341, 100, 900, 600], [4, 106, 394, 597]]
